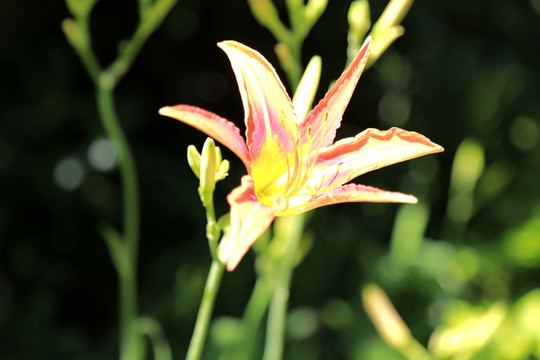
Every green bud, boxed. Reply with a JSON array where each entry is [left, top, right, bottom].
[[292, 55, 321, 121], [367, 25, 405, 67], [371, 0, 413, 35], [362, 283, 413, 350], [65, 0, 84, 17], [187, 145, 201, 178], [275, 42, 297, 82], [348, 0, 370, 31], [451, 138, 485, 193], [247, 0, 289, 42], [65, 0, 100, 19], [214, 145, 222, 168], [304, 0, 328, 24], [199, 138, 217, 197], [216, 160, 230, 181], [61, 18, 84, 50], [347, 0, 371, 51]]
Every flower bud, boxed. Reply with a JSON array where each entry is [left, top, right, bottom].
[[371, 0, 413, 35], [199, 138, 217, 198], [65, 0, 99, 18], [247, 0, 282, 30], [367, 26, 405, 67], [292, 55, 321, 122], [216, 160, 230, 181], [186, 145, 201, 178], [347, 0, 371, 60], [304, 0, 328, 24], [362, 283, 412, 349]]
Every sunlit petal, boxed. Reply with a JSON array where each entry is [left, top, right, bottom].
[[218, 41, 298, 160], [293, 183, 417, 213], [306, 127, 444, 189], [299, 37, 371, 150], [220, 176, 276, 271], [159, 105, 252, 171], [292, 55, 322, 122]]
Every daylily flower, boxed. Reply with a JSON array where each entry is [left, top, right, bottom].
[[160, 38, 443, 271]]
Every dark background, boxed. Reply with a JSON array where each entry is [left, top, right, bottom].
[[1, 0, 539, 358]]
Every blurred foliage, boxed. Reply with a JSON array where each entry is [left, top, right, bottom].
[[1, 0, 539, 359]]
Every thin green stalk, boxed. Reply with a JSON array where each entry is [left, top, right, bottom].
[[236, 275, 274, 360], [96, 86, 140, 263], [262, 214, 306, 360], [118, 263, 139, 360], [186, 260, 226, 360], [96, 85, 141, 360], [134, 317, 173, 360], [202, 198, 219, 260], [64, 2, 176, 359], [263, 285, 289, 360]]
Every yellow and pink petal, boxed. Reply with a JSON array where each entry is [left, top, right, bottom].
[[290, 183, 418, 214], [218, 41, 298, 161], [299, 37, 372, 152], [219, 176, 276, 271], [307, 127, 444, 190], [159, 105, 252, 171]]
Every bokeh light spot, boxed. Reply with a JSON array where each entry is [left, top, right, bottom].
[[448, 193, 473, 224], [509, 115, 538, 151], [88, 138, 118, 171], [53, 157, 84, 191], [287, 307, 319, 340], [451, 139, 485, 193], [321, 299, 355, 330], [166, 7, 198, 40], [378, 91, 411, 127]]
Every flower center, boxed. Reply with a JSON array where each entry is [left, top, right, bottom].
[[251, 112, 328, 213]]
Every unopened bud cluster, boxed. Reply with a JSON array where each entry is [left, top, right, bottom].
[[187, 138, 230, 205]]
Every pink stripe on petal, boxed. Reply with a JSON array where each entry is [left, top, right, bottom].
[[299, 37, 371, 151], [221, 176, 276, 271], [218, 41, 298, 160], [159, 105, 251, 171], [311, 127, 444, 189], [296, 183, 418, 213]]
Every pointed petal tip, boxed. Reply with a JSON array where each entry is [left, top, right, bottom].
[[158, 106, 170, 116], [404, 195, 418, 204], [217, 40, 242, 51], [364, 36, 372, 46], [226, 261, 238, 272]]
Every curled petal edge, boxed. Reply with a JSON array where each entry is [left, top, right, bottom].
[[292, 183, 418, 214], [220, 176, 276, 271], [159, 105, 252, 172], [311, 127, 444, 187]]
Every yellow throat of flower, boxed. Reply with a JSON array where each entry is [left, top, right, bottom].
[[250, 112, 328, 214]]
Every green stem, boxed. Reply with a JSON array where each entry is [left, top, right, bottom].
[[262, 214, 306, 360], [64, 2, 177, 359], [96, 86, 140, 262], [263, 285, 289, 360], [96, 85, 141, 360], [119, 264, 139, 360], [242, 276, 274, 359], [107, 0, 178, 85], [186, 260, 226, 360], [77, 17, 102, 82], [202, 197, 219, 260]]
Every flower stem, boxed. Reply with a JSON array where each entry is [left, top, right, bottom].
[[96, 84, 141, 360], [262, 214, 306, 360], [63, 1, 177, 358], [186, 259, 226, 360]]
